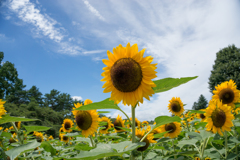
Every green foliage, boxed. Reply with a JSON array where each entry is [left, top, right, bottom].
[[192, 94, 208, 110], [208, 44, 240, 93], [153, 76, 198, 93], [5, 140, 41, 160]]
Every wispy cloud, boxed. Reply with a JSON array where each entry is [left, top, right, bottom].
[[7, 0, 64, 42], [82, 0, 106, 22], [0, 33, 15, 42]]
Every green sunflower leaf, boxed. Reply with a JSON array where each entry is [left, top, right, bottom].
[[154, 116, 181, 129], [23, 125, 51, 134], [5, 140, 41, 160], [74, 98, 120, 111], [153, 76, 198, 93], [153, 131, 169, 139], [0, 114, 39, 125], [187, 110, 205, 115], [40, 141, 56, 156]]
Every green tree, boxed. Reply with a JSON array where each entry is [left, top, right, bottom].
[[44, 89, 60, 110], [27, 85, 43, 106], [208, 45, 240, 93], [0, 52, 27, 104], [192, 94, 208, 110]]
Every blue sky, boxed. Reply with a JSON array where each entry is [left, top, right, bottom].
[[1, 0, 240, 121]]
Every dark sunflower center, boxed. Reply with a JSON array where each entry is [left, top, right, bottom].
[[219, 88, 235, 104], [75, 111, 92, 130], [165, 123, 176, 133], [64, 122, 71, 130], [114, 120, 123, 130], [211, 109, 226, 128], [137, 137, 150, 152], [171, 102, 181, 112], [63, 136, 68, 141], [200, 114, 205, 119], [110, 58, 142, 92]]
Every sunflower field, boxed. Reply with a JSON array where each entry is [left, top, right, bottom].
[[1, 43, 240, 160]]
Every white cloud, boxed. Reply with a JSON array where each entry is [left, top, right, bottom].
[[82, 0, 106, 22], [7, 0, 64, 42], [72, 96, 83, 101]]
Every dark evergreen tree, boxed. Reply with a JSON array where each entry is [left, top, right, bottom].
[[27, 85, 43, 106], [44, 89, 60, 110], [208, 45, 240, 93], [192, 94, 208, 110]]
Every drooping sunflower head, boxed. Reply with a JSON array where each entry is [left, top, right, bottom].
[[196, 109, 206, 122], [168, 97, 184, 116], [62, 119, 74, 133], [205, 99, 234, 136], [101, 43, 157, 107], [113, 115, 125, 132], [84, 99, 93, 105], [135, 128, 156, 151], [75, 110, 99, 137], [99, 117, 112, 134], [212, 79, 240, 108], [72, 102, 83, 116], [160, 122, 181, 138], [15, 121, 21, 129]]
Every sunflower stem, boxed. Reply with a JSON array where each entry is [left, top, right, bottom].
[[172, 139, 176, 159], [141, 152, 144, 160], [131, 104, 136, 160], [225, 131, 228, 159], [89, 135, 95, 147]]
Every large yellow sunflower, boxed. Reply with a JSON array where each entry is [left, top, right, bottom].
[[205, 99, 234, 136], [101, 43, 157, 107], [212, 79, 240, 108], [135, 128, 156, 151], [99, 117, 112, 134], [159, 122, 181, 138], [113, 115, 125, 132], [168, 97, 184, 116], [0, 99, 6, 119], [196, 109, 206, 122], [62, 119, 74, 133], [74, 110, 99, 137]]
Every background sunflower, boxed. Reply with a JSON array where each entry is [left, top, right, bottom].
[[168, 97, 184, 116], [160, 122, 181, 138]]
